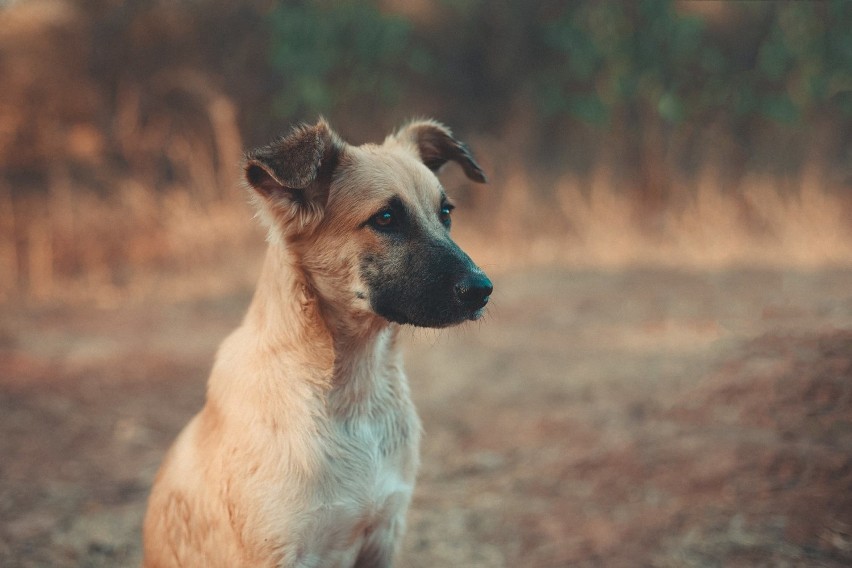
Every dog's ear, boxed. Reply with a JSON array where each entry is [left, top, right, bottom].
[[390, 119, 487, 183], [244, 118, 344, 231]]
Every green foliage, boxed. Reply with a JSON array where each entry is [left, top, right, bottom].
[[267, 0, 420, 117], [532, 1, 852, 126], [264, 0, 852, 127]]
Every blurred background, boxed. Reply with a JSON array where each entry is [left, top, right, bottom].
[[1, 0, 850, 300], [1, 1, 851, 566]]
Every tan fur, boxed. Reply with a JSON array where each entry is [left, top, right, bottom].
[[143, 119, 486, 568]]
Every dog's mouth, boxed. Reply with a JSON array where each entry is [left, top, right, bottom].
[[379, 309, 482, 329]]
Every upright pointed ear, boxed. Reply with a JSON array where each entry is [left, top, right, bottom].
[[244, 118, 344, 231], [390, 119, 487, 183]]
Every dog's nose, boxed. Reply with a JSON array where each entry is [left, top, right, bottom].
[[455, 272, 493, 311]]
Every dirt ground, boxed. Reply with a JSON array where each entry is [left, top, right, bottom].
[[1, 266, 851, 567]]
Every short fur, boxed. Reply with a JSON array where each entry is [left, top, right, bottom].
[[143, 119, 491, 567]]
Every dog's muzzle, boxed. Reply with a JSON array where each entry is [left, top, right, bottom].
[[362, 234, 493, 328]]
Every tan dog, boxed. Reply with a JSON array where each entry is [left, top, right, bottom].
[[143, 119, 491, 567]]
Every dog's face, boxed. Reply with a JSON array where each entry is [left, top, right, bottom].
[[244, 119, 492, 328]]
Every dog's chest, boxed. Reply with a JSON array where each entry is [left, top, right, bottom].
[[321, 395, 417, 519], [273, 375, 420, 566]]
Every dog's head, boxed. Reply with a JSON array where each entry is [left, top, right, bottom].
[[244, 118, 491, 328]]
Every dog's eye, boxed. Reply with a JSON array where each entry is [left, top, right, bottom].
[[370, 210, 396, 229], [366, 198, 407, 232], [439, 204, 454, 227]]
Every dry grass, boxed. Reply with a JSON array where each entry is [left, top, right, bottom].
[[0, 182, 261, 305], [456, 162, 852, 272], [2, 176, 849, 309], [2, 149, 851, 306]]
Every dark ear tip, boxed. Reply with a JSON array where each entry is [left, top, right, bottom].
[[398, 119, 488, 183], [455, 142, 487, 183]]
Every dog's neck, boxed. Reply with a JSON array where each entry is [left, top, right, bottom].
[[244, 244, 397, 400], [244, 243, 334, 364]]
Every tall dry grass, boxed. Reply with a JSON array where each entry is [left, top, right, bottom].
[[2, 142, 850, 307], [456, 161, 852, 271], [0, 178, 261, 306], [0, 84, 261, 306]]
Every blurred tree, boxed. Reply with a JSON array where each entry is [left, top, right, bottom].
[[267, 0, 424, 128], [2, 0, 850, 194], [2, 0, 851, 296], [525, 0, 852, 200]]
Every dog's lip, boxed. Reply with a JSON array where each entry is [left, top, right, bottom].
[[421, 308, 485, 328], [387, 310, 479, 329], [374, 298, 488, 328]]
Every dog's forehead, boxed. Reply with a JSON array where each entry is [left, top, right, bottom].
[[331, 144, 442, 210]]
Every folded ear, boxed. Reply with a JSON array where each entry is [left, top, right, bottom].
[[390, 119, 487, 183], [244, 118, 344, 231]]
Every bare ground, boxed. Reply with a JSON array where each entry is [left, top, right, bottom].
[[1, 267, 851, 567]]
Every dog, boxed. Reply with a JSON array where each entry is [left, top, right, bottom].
[[142, 118, 492, 567]]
